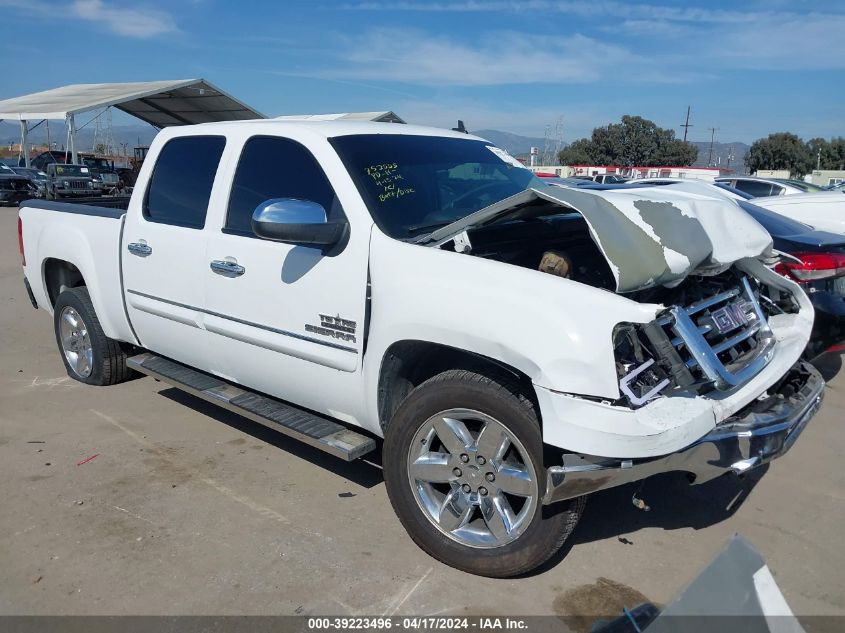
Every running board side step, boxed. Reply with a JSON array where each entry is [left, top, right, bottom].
[[127, 353, 376, 461]]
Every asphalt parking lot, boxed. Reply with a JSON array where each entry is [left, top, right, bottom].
[[1, 205, 844, 621]]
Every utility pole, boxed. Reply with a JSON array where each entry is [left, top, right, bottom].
[[817, 148, 822, 170], [681, 106, 693, 143], [707, 127, 719, 166]]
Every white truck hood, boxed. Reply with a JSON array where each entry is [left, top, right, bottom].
[[428, 184, 774, 293]]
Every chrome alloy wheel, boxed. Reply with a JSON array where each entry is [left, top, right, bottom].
[[59, 306, 93, 378], [407, 408, 539, 548]]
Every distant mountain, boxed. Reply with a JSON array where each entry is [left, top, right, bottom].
[[472, 129, 549, 156], [691, 141, 749, 172], [1, 120, 157, 156]]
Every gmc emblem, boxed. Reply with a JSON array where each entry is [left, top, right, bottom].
[[711, 303, 750, 334]]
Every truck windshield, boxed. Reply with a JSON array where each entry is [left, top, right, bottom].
[[84, 159, 112, 170], [330, 134, 539, 239], [53, 165, 89, 176]]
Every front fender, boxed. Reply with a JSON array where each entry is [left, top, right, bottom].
[[363, 230, 661, 425]]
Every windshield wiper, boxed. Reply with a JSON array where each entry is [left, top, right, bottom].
[[405, 221, 451, 236]]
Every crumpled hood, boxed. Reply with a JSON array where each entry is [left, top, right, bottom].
[[536, 185, 773, 292]]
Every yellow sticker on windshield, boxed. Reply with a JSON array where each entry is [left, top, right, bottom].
[[366, 163, 416, 202]]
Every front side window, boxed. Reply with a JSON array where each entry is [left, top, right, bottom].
[[144, 136, 225, 229], [329, 135, 538, 239], [225, 136, 343, 235]]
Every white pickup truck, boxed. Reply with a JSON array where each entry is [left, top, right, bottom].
[[18, 121, 824, 577]]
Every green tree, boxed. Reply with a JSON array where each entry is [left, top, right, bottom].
[[659, 138, 699, 167], [745, 132, 813, 176], [557, 115, 697, 166], [830, 138, 845, 170], [806, 137, 845, 170], [557, 138, 593, 165]]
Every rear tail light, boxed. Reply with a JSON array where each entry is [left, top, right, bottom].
[[17, 216, 25, 266], [775, 252, 845, 282]]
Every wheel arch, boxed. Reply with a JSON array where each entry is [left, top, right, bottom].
[[376, 340, 540, 432], [43, 258, 86, 307]]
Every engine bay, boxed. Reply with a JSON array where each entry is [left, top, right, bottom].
[[442, 200, 618, 292]]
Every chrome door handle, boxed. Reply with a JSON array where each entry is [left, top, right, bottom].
[[127, 242, 152, 257], [210, 259, 245, 277]]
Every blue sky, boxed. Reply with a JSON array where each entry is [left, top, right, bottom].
[[1, 0, 843, 144]]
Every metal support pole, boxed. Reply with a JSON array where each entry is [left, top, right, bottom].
[[69, 114, 78, 164], [20, 120, 30, 167]]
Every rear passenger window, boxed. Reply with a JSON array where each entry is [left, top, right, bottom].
[[225, 136, 343, 235], [734, 179, 775, 197], [144, 136, 225, 228]]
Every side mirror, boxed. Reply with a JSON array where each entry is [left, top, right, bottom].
[[251, 198, 348, 247]]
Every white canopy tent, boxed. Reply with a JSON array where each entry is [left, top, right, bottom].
[[275, 111, 406, 124], [0, 79, 264, 166]]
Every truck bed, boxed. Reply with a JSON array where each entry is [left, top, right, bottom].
[[19, 198, 137, 345], [28, 196, 131, 215]]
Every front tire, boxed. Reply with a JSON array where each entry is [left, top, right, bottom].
[[383, 369, 585, 577], [53, 287, 131, 385]]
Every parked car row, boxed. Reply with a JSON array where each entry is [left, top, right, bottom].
[[714, 175, 833, 197], [0, 162, 39, 206], [29, 150, 121, 193], [3, 150, 131, 197]]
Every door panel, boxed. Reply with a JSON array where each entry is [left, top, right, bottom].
[[202, 135, 369, 422], [205, 235, 365, 374], [123, 225, 210, 370], [121, 135, 226, 369], [204, 230, 369, 423]]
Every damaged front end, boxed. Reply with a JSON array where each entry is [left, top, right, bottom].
[[612, 267, 786, 408], [538, 258, 821, 502]]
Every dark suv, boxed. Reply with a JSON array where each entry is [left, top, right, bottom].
[[44, 163, 99, 199]]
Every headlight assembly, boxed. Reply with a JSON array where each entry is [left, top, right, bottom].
[[613, 323, 671, 407]]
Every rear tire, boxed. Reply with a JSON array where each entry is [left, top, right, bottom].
[[383, 369, 585, 577], [53, 287, 132, 385]]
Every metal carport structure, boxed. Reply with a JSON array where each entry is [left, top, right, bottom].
[[0, 79, 264, 167]]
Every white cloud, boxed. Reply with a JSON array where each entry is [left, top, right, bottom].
[[310, 28, 700, 86], [340, 1, 771, 23], [0, 0, 178, 38], [707, 14, 845, 71], [341, 2, 845, 73], [71, 0, 178, 38]]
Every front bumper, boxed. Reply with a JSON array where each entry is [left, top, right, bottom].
[[543, 361, 824, 504]]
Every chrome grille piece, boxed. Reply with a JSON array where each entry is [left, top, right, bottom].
[[662, 277, 775, 390]]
